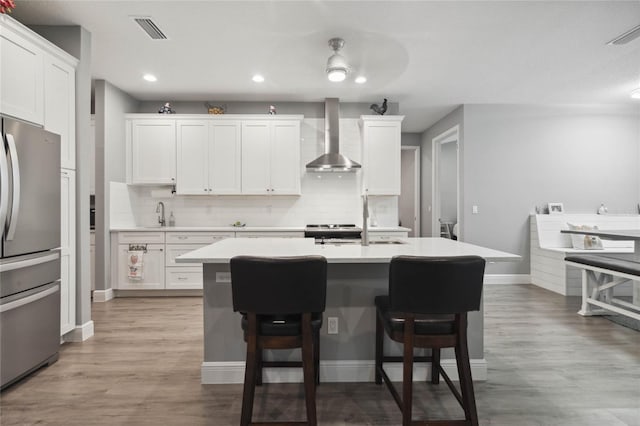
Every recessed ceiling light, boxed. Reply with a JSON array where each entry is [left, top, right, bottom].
[[143, 74, 157, 82], [631, 88, 640, 99], [252, 74, 265, 83], [355, 76, 367, 84]]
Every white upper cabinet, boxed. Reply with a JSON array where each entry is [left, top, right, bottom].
[[176, 120, 209, 194], [129, 119, 176, 184], [210, 120, 242, 194], [44, 55, 76, 169], [241, 119, 301, 195], [0, 18, 44, 125], [176, 119, 242, 195], [360, 115, 404, 195]]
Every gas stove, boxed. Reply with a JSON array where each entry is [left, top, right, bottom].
[[305, 224, 362, 244]]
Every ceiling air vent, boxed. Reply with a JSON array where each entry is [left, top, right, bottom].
[[607, 24, 640, 45], [132, 17, 168, 40]]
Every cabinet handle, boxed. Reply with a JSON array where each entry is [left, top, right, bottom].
[[177, 277, 188, 280], [178, 236, 188, 240]]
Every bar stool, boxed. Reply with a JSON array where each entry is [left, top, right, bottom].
[[230, 255, 327, 426], [374, 255, 486, 426]]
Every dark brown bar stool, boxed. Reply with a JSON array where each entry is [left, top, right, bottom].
[[374, 255, 486, 426], [230, 255, 327, 426]]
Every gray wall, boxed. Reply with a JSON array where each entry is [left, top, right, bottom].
[[423, 104, 640, 275], [401, 132, 421, 146], [30, 25, 93, 330], [94, 81, 139, 291], [420, 106, 464, 237]]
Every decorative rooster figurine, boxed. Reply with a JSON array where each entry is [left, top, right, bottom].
[[370, 98, 388, 115]]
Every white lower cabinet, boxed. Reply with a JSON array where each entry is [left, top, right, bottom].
[[237, 231, 304, 238], [90, 231, 95, 291], [117, 243, 165, 290], [164, 232, 233, 290]]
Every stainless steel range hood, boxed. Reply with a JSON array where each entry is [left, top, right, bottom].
[[306, 98, 361, 172]]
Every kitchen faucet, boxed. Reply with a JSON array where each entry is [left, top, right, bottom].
[[361, 194, 369, 246], [156, 202, 166, 227]]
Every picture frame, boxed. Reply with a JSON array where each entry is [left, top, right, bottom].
[[548, 202, 564, 215]]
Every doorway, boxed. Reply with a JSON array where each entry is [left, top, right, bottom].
[[399, 146, 420, 237], [431, 125, 460, 240]]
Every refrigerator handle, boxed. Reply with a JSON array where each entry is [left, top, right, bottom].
[[0, 135, 9, 237], [5, 134, 20, 241]]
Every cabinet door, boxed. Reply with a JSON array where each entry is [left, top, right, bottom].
[[270, 120, 301, 195], [89, 117, 95, 194], [90, 235, 95, 291], [362, 120, 401, 195], [0, 23, 44, 125], [210, 121, 242, 194], [176, 120, 209, 195], [44, 55, 75, 169], [60, 170, 76, 335], [131, 120, 176, 184], [117, 244, 165, 290], [241, 121, 271, 194]]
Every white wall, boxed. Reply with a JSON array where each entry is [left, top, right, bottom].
[[113, 118, 398, 229]]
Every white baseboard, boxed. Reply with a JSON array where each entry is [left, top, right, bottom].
[[484, 274, 531, 285], [62, 320, 94, 342], [93, 288, 114, 302], [201, 359, 487, 385]]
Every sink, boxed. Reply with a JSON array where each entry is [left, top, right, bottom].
[[368, 239, 407, 245]]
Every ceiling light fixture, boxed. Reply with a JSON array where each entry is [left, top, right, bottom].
[[143, 74, 157, 82], [355, 76, 367, 84], [631, 88, 640, 99], [252, 74, 265, 83], [326, 38, 349, 82]]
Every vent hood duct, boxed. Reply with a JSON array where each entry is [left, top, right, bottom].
[[306, 98, 361, 172]]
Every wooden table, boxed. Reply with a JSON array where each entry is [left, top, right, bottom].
[[178, 237, 520, 384], [561, 229, 640, 318]]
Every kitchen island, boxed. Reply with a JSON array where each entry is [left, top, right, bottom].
[[177, 237, 520, 384]]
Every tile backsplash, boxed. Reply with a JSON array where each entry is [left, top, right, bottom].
[[110, 118, 398, 228]]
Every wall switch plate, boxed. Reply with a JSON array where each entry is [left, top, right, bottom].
[[327, 317, 338, 334], [216, 272, 231, 283], [472, 205, 479, 214]]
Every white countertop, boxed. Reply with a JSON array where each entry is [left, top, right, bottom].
[[176, 237, 520, 264], [109, 226, 411, 232], [110, 226, 305, 232]]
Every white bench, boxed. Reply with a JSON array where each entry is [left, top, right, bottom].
[[530, 214, 638, 295], [565, 254, 640, 321]]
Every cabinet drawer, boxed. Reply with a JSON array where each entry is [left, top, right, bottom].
[[165, 244, 208, 267], [237, 231, 304, 238], [166, 267, 202, 290], [165, 232, 234, 244], [369, 232, 409, 241], [118, 232, 165, 244]]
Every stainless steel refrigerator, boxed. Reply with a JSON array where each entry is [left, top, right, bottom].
[[0, 116, 61, 390]]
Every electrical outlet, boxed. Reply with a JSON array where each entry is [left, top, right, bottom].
[[472, 205, 479, 214], [216, 272, 231, 283], [327, 317, 338, 334]]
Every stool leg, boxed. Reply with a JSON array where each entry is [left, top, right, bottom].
[[302, 313, 317, 426], [431, 348, 440, 384], [455, 315, 478, 426], [314, 331, 320, 386], [256, 349, 263, 386], [241, 316, 259, 426], [375, 310, 383, 385], [402, 317, 415, 426]]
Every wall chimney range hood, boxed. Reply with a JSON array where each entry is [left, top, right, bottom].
[[306, 98, 361, 172]]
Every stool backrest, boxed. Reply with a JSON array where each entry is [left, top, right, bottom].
[[230, 255, 327, 315], [389, 255, 485, 314]]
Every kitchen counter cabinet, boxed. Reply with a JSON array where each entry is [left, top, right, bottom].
[[177, 237, 519, 384], [112, 232, 166, 290], [165, 232, 234, 290]]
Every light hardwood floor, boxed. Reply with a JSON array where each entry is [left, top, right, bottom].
[[1, 285, 639, 425]]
